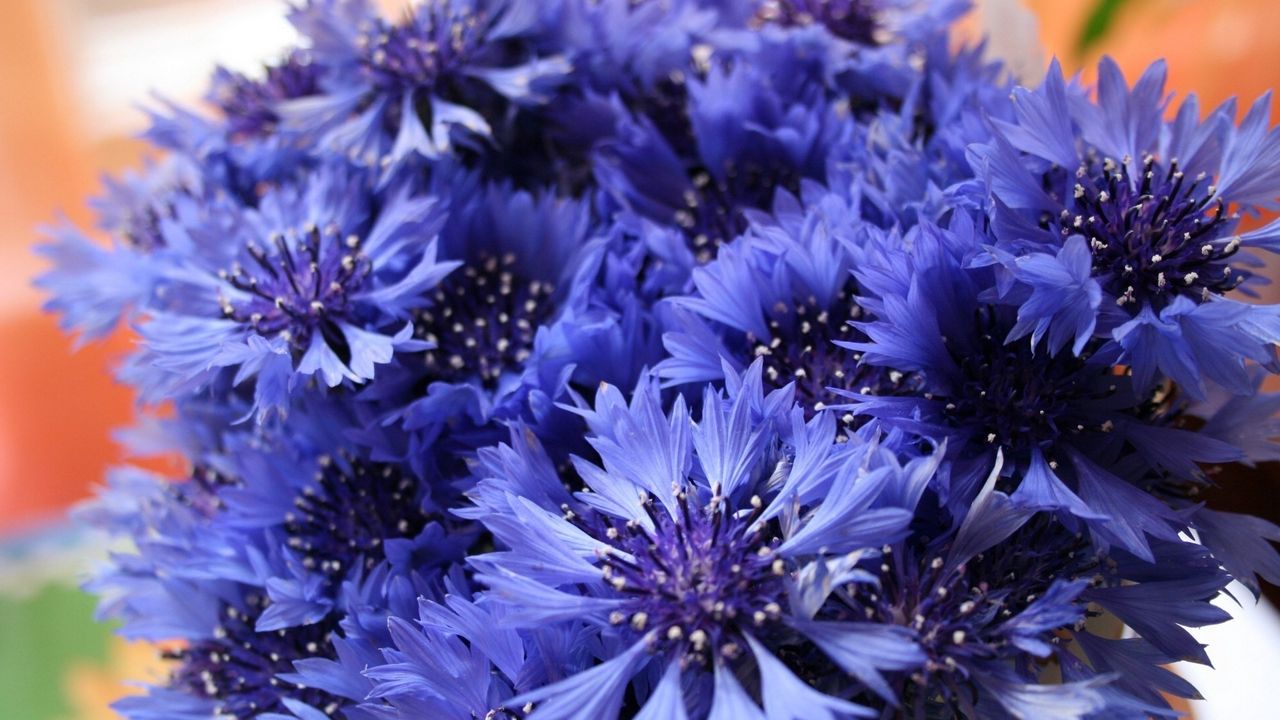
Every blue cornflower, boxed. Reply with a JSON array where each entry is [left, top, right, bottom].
[[971, 57, 1280, 400], [657, 181, 913, 415], [108, 163, 454, 420], [89, 156, 206, 253], [653, 27, 1010, 406], [80, 463, 350, 719], [395, 0, 731, 193], [560, 0, 728, 97], [407, 175, 589, 394], [839, 457, 1232, 717], [751, 0, 974, 111], [79, 405, 472, 719], [36, 156, 203, 344], [215, 427, 474, 606], [348, 170, 650, 476], [579, 0, 930, 256], [588, 0, 998, 259], [279, 0, 570, 172], [42, 161, 454, 424], [207, 51, 325, 140], [156, 590, 346, 719], [592, 55, 855, 255], [839, 38, 1010, 229], [844, 216, 1246, 561], [458, 363, 937, 718], [143, 59, 323, 203]]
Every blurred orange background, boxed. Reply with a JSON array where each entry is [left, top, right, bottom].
[[0, 1, 133, 532], [0, 0, 305, 532]]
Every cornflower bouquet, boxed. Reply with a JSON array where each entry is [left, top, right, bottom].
[[38, 0, 1280, 718]]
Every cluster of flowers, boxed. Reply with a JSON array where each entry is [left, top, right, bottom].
[[39, 0, 1280, 717]]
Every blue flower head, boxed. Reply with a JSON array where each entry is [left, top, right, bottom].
[[36, 155, 204, 345], [208, 51, 325, 140], [578, 0, 967, 257], [217, 433, 474, 601], [78, 401, 472, 719], [658, 181, 914, 415], [104, 163, 456, 421], [80, 464, 353, 719], [352, 169, 648, 475], [840, 36, 1011, 228], [592, 57, 854, 257], [751, 0, 975, 116], [458, 363, 940, 718], [972, 57, 1280, 399], [843, 216, 1254, 563], [844, 455, 1232, 718], [144, 60, 323, 202], [280, 0, 570, 172]]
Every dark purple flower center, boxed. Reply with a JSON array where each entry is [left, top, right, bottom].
[[943, 307, 1113, 455], [682, 168, 801, 262], [1058, 155, 1244, 310], [358, 4, 486, 93], [219, 223, 370, 350], [584, 492, 787, 667], [414, 253, 555, 389], [211, 52, 323, 138], [600, 77, 809, 258], [284, 453, 433, 579], [167, 593, 342, 718], [755, 0, 880, 44], [749, 281, 914, 422]]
